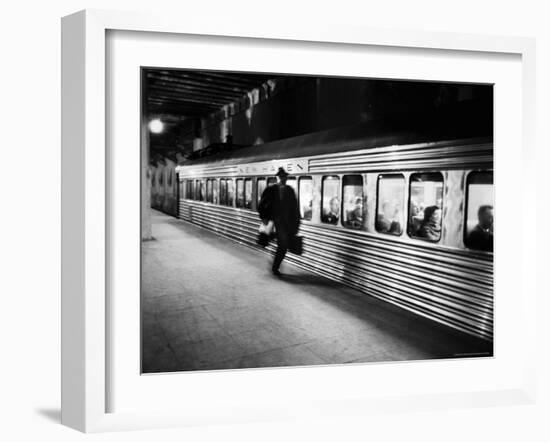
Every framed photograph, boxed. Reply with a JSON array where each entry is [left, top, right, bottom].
[[61, 9, 537, 433]]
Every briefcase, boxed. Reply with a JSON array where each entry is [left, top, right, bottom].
[[257, 232, 270, 248], [289, 235, 303, 255]]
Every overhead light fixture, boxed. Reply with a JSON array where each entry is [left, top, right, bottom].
[[148, 118, 164, 134]]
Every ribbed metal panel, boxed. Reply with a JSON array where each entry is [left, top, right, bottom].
[[178, 199, 493, 341], [309, 142, 492, 173]]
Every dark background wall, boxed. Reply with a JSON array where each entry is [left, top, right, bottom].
[[152, 76, 491, 162]]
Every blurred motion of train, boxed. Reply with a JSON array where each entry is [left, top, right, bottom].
[[150, 158, 179, 216], [170, 122, 494, 341]]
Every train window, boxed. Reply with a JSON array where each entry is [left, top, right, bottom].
[[227, 179, 235, 206], [206, 179, 213, 203], [376, 174, 405, 236], [219, 179, 227, 205], [186, 180, 193, 200], [199, 179, 206, 201], [321, 176, 340, 225], [196, 180, 200, 200], [408, 172, 444, 241], [213, 179, 220, 205], [257, 178, 267, 205], [244, 178, 253, 209], [299, 176, 313, 220], [342, 175, 363, 230], [286, 177, 297, 195], [236, 178, 244, 208], [159, 172, 164, 186], [167, 171, 172, 187], [464, 171, 493, 252]]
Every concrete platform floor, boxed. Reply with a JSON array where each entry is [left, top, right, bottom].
[[142, 210, 492, 373]]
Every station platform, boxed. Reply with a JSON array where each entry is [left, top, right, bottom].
[[142, 210, 491, 373]]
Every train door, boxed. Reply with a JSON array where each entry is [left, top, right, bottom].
[[176, 173, 180, 218]]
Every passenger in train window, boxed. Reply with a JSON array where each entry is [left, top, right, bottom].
[[302, 200, 313, 221], [258, 167, 301, 276], [408, 172, 443, 240], [376, 200, 402, 235], [322, 197, 340, 224], [466, 205, 493, 252], [321, 176, 340, 224], [343, 197, 363, 229], [342, 175, 363, 229], [376, 174, 405, 235], [465, 171, 493, 252], [417, 205, 442, 241]]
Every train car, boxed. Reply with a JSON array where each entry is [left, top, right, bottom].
[[151, 159, 179, 217], [175, 123, 494, 341]]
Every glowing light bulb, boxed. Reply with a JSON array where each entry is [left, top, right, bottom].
[[148, 119, 164, 134]]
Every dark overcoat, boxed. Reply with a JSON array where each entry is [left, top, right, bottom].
[[258, 184, 301, 236]]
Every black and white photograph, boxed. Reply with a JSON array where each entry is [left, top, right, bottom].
[[140, 69, 494, 374]]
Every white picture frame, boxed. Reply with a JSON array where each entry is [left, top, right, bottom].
[[61, 9, 537, 433]]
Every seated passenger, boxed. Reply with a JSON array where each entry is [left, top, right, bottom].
[[302, 200, 312, 220], [409, 202, 423, 235], [322, 197, 340, 224], [417, 205, 442, 241], [467, 205, 493, 252], [345, 197, 363, 228], [376, 201, 401, 234]]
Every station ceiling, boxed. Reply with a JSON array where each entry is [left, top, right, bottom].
[[145, 69, 276, 119]]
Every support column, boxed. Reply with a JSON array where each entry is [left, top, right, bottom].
[[141, 69, 152, 240]]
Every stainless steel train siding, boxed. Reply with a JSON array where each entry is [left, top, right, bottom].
[[176, 138, 493, 341]]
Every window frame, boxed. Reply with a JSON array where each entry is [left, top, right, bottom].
[[206, 178, 213, 203], [321, 175, 341, 226], [219, 178, 227, 205], [235, 178, 244, 208], [185, 180, 192, 200], [244, 178, 253, 209], [194, 179, 200, 200], [199, 179, 206, 202], [298, 175, 313, 221], [213, 178, 220, 205], [407, 171, 444, 243], [226, 178, 235, 207], [341, 174, 364, 230], [463, 170, 494, 251], [375, 173, 405, 236]]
